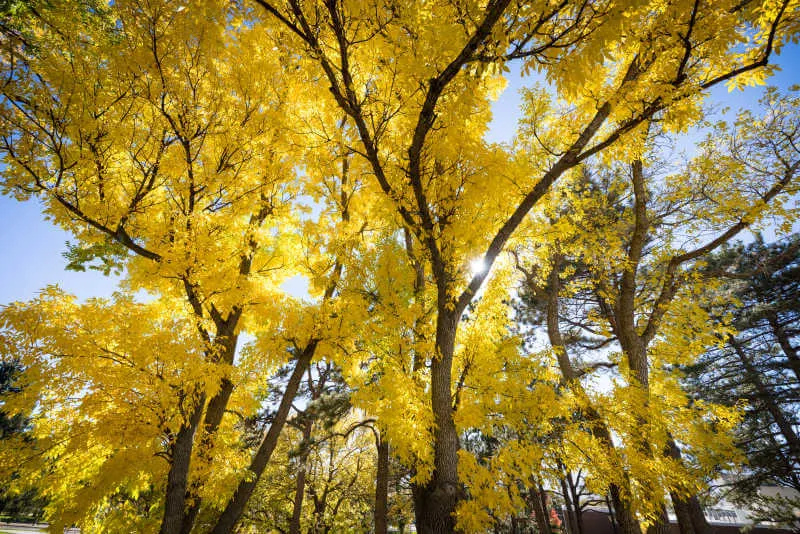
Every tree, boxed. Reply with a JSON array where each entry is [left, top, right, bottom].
[[0, 1, 366, 532], [513, 88, 799, 534], [249, 1, 799, 531], [1, 1, 800, 533], [686, 234, 800, 527], [0, 360, 45, 523]]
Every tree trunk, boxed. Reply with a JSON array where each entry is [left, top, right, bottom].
[[609, 484, 643, 534], [209, 343, 317, 534], [180, 377, 236, 533], [289, 462, 308, 534], [162, 330, 241, 534], [159, 392, 205, 534], [559, 475, 578, 534], [645, 507, 671, 534], [374, 436, 390, 534], [542, 262, 640, 534], [289, 421, 313, 534], [624, 340, 673, 534], [672, 494, 696, 534], [688, 496, 711, 534], [568, 474, 585, 534], [413, 309, 461, 534], [606, 493, 620, 534], [531, 484, 552, 534], [666, 437, 710, 534]]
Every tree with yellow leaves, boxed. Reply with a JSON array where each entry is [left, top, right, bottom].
[[1, 0, 800, 533], [249, 0, 800, 531], [513, 90, 798, 534], [0, 1, 367, 532]]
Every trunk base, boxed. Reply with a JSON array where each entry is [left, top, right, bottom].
[[412, 479, 462, 534]]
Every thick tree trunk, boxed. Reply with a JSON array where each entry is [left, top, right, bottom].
[[687, 497, 710, 534], [210, 343, 317, 534], [159, 392, 205, 534], [609, 484, 643, 534], [374, 436, 390, 534], [672, 494, 711, 534], [667, 437, 710, 534], [413, 309, 461, 534], [672, 493, 696, 534]]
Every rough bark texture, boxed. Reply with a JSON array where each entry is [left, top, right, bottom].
[[413, 310, 461, 534], [210, 343, 317, 534], [159, 394, 205, 534], [374, 437, 390, 534], [609, 484, 643, 534]]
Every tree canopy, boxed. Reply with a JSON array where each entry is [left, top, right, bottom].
[[0, 1, 799, 533]]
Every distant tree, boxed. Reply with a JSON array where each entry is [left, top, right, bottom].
[[0, 360, 45, 522], [686, 234, 800, 527]]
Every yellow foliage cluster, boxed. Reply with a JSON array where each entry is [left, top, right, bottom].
[[0, 0, 798, 532]]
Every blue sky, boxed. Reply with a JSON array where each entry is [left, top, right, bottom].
[[0, 44, 798, 306]]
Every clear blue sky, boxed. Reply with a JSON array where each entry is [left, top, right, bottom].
[[1, 44, 798, 306]]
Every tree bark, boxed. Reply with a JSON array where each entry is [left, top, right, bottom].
[[559, 474, 578, 534], [667, 437, 710, 534], [209, 343, 317, 534], [623, 338, 672, 534], [609, 484, 643, 534], [289, 459, 308, 534], [607, 493, 620, 534], [645, 507, 671, 534], [374, 436, 390, 534], [159, 392, 205, 534], [413, 309, 461, 533], [289, 421, 313, 534], [672, 494, 696, 534], [180, 331, 240, 534], [542, 257, 641, 534], [531, 484, 553, 534]]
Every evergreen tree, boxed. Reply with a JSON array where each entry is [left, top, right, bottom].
[[687, 235, 800, 529]]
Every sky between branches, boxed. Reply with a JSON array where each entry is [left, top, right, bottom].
[[0, 44, 798, 306]]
